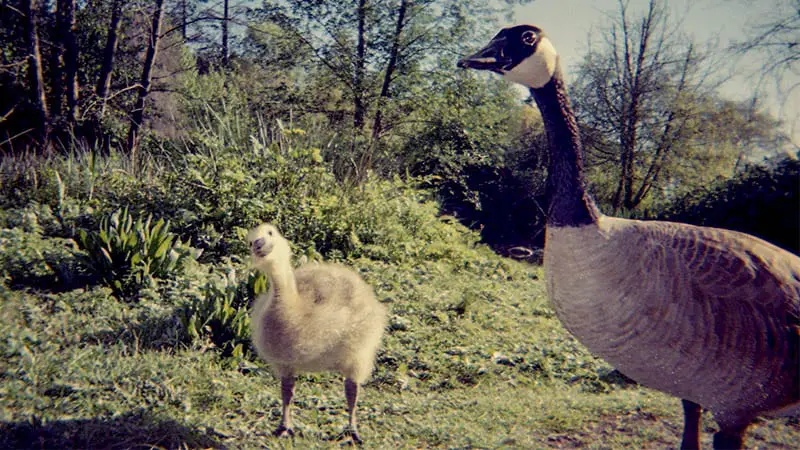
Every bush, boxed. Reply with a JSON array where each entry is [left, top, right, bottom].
[[177, 264, 267, 358], [0, 227, 86, 290], [75, 208, 201, 297], [659, 156, 799, 254]]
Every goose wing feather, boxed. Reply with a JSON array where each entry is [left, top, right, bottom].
[[547, 217, 800, 421]]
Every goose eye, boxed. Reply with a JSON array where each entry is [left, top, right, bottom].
[[521, 30, 536, 46], [268, 231, 273, 236]]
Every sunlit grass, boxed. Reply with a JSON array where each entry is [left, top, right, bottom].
[[2, 245, 798, 449]]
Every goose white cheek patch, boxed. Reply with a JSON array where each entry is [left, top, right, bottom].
[[503, 37, 558, 89]]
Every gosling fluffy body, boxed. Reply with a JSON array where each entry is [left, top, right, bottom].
[[250, 258, 385, 384], [247, 223, 387, 442]]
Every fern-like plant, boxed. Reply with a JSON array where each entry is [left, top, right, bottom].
[[76, 208, 201, 296]]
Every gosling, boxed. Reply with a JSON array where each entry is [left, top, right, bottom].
[[247, 223, 387, 444]]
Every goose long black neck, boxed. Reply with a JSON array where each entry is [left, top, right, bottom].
[[530, 69, 599, 227]]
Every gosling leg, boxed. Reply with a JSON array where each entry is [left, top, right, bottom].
[[344, 378, 363, 445], [274, 375, 296, 438], [713, 423, 748, 450], [680, 399, 701, 450]]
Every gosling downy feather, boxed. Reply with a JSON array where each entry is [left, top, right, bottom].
[[247, 223, 387, 443], [458, 24, 800, 449]]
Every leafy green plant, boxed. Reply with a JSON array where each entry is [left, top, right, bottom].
[[75, 208, 201, 296], [177, 267, 267, 358], [0, 227, 86, 289]]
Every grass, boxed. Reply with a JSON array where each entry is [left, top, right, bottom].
[[0, 144, 797, 449], [2, 239, 799, 449]]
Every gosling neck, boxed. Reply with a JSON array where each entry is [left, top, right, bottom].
[[529, 68, 599, 227], [260, 259, 299, 302]]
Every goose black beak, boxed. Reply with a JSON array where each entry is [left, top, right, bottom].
[[457, 37, 511, 73]]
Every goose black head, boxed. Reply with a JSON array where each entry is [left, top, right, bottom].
[[457, 24, 559, 89]]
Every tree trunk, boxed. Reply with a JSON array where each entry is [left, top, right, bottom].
[[51, 0, 65, 120], [621, 2, 655, 211], [371, 0, 407, 141], [126, 0, 165, 155], [611, 0, 656, 213], [96, 0, 123, 119], [222, 0, 229, 67], [180, 0, 187, 40], [631, 43, 694, 207], [22, 0, 48, 144], [352, 0, 367, 130], [63, 0, 79, 123]]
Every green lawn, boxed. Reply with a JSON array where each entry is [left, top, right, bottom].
[[1, 243, 798, 449]]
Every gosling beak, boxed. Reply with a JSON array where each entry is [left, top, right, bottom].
[[251, 238, 273, 258], [457, 37, 510, 73]]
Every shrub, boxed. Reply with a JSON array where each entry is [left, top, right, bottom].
[[177, 265, 267, 358], [658, 156, 799, 254], [0, 227, 86, 290], [75, 208, 201, 297]]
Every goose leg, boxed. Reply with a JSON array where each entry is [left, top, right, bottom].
[[344, 378, 363, 445], [680, 400, 701, 450], [712, 424, 747, 450], [274, 375, 296, 438]]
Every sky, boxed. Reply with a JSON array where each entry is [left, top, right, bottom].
[[508, 0, 800, 145]]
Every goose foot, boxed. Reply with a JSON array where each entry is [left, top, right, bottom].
[[713, 425, 746, 450], [338, 427, 363, 446], [273, 425, 295, 438], [680, 399, 701, 450]]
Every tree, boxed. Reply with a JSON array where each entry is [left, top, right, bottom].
[[370, 0, 407, 140], [571, 0, 729, 213], [126, 0, 165, 155], [222, 0, 229, 66], [61, 0, 79, 123], [733, 0, 799, 86], [21, 0, 48, 144], [250, 0, 530, 179], [49, 0, 80, 127], [94, 0, 124, 120], [193, 0, 245, 69], [732, 0, 799, 139]]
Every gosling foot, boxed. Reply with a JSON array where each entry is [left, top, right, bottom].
[[273, 425, 295, 438]]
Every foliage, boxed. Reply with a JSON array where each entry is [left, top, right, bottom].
[[658, 155, 799, 254], [570, 0, 786, 215], [75, 207, 201, 296], [177, 264, 266, 358], [0, 227, 85, 289], [399, 68, 549, 252], [1, 114, 799, 447]]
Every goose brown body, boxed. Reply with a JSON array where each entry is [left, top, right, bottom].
[[459, 24, 800, 448], [546, 217, 800, 429]]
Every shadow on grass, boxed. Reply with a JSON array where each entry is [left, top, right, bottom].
[[0, 409, 226, 450], [82, 311, 186, 352]]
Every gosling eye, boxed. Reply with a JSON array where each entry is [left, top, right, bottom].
[[268, 230, 273, 236], [521, 30, 537, 46]]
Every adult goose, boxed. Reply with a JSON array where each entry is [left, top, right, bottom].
[[458, 24, 800, 449]]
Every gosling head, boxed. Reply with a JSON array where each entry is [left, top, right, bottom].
[[457, 24, 558, 89], [247, 223, 292, 272]]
